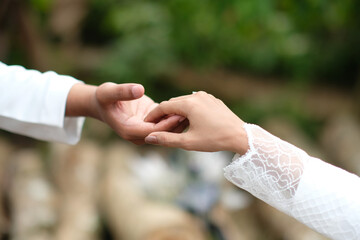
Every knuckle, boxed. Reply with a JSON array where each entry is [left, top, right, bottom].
[[159, 134, 178, 147], [159, 100, 168, 106], [183, 98, 195, 109], [157, 134, 167, 145], [159, 100, 170, 110], [95, 88, 106, 104], [100, 82, 116, 94], [99, 82, 112, 89], [116, 85, 127, 96], [196, 91, 207, 96]]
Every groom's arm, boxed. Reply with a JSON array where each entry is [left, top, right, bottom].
[[0, 61, 85, 144], [0, 61, 181, 144]]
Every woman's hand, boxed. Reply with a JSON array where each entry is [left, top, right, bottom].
[[144, 91, 249, 154], [66, 82, 185, 145]]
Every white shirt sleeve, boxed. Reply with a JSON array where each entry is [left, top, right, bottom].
[[0, 61, 85, 144], [224, 123, 360, 240]]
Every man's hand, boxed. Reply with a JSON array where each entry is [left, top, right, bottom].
[[66, 82, 185, 144]]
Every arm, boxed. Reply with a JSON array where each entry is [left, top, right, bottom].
[[225, 123, 360, 240], [0, 62, 84, 144], [0, 62, 183, 144], [145, 91, 360, 240]]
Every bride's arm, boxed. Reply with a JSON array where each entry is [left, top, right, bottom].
[[224, 123, 360, 240], [145, 91, 360, 240]]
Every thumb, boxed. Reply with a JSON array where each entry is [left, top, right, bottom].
[[145, 132, 185, 148], [98, 83, 145, 103]]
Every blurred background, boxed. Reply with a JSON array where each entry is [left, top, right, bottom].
[[0, 0, 359, 239]]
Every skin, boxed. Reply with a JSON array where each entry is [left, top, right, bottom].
[[65, 82, 186, 145], [144, 91, 249, 154]]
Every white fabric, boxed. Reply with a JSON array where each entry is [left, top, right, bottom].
[[0, 61, 85, 144], [224, 123, 360, 240]]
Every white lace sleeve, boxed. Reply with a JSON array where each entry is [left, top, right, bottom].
[[224, 123, 360, 240]]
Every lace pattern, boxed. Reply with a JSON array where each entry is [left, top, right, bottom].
[[224, 123, 360, 240], [224, 124, 308, 211]]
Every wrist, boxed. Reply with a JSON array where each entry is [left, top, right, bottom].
[[228, 122, 249, 155], [66, 83, 99, 119]]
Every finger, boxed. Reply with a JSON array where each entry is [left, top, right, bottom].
[[169, 94, 192, 102], [145, 132, 186, 148], [171, 119, 189, 133], [120, 115, 184, 140], [137, 96, 155, 116], [144, 102, 159, 116], [153, 115, 186, 132], [98, 83, 145, 103], [144, 100, 189, 122]]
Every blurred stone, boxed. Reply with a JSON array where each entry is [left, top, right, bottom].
[[210, 203, 260, 240], [9, 150, 56, 240], [321, 113, 360, 175], [177, 182, 219, 216], [187, 151, 231, 183], [50, 141, 101, 240], [100, 142, 207, 240], [130, 150, 186, 201], [221, 186, 252, 211]]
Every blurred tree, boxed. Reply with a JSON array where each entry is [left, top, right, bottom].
[[3, 0, 360, 88]]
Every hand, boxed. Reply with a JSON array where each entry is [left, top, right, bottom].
[[66, 82, 186, 144], [144, 91, 249, 154]]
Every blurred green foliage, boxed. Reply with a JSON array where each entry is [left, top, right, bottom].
[[97, 2, 175, 83], [76, 0, 360, 87]]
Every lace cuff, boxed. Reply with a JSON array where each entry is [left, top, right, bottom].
[[224, 123, 360, 239], [224, 123, 307, 212]]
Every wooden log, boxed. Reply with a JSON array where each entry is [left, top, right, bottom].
[[0, 137, 14, 237], [100, 142, 207, 240], [49, 0, 88, 44], [321, 113, 360, 175], [9, 149, 56, 240], [50, 141, 101, 240], [171, 68, 355, 119], [209, 203, 259, 240]]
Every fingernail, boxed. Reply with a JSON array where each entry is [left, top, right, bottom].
[[132, 86, 143, 98], [145, 135, 158, 144], [179, 116, 186, 123]]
